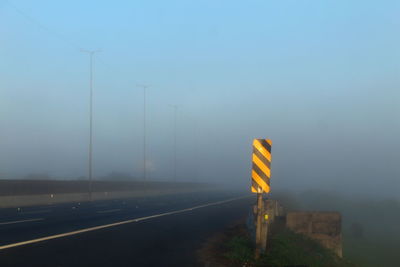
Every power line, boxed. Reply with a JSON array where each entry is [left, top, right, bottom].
[[5, 0, 161, 185], [5, 0, 83, 50]]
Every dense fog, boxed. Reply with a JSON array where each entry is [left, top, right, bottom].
[[1, 0, 399, 200]]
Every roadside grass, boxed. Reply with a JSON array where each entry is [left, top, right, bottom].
[[273, 190, 400, 267], [343, 234, 400, 267], [224, 225, 356, 267], [224, 236, 254, 263]]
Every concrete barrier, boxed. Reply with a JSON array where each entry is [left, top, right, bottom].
[[0, 180, 217, 208], [265, 199, 285, 223], [286, 211, 342, 257]]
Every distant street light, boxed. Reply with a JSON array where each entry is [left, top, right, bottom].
[[137, 84, 149, 181], [169, 105, 178, 181], [81, 49, 100, 200]]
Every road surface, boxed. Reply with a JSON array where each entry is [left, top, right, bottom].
[[0, 190, 253, 266]]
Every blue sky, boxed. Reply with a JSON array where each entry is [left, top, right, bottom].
[[1, 0, 399, 197]]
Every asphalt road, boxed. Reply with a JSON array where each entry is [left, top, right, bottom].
[[0, 190, 253, 267]]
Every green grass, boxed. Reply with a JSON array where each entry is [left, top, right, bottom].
[[224, 227, 356, 267], [343, 235, 400, 267], [273, 190, 400, 267], [224, 236, 254, 263]]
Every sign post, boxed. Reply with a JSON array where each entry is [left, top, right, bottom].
[[251, 138, 272, 259]]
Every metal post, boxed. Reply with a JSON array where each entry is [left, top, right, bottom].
[[143, 85, 147, 181], [255, 192, 264, 259], [88, 52, 93, 200], [137, 84, 149, 181], [173, 105, 177, 181], [261, 198, 268, 252], [81, 49, 100, 201], [169, 105, 178, 181]]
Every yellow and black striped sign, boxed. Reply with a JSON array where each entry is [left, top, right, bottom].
[[251, 139, 272, 193]]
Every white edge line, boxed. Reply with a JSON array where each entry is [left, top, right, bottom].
[[0, 195, 251, 250], [0, 218, 44, 226]]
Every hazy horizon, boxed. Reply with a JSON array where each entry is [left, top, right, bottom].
[[1, 0, 399, 199]]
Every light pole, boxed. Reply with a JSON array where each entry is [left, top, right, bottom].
[[81, 49, 100, 200], [169, 105, 178, 181], [137, 84, 149, 181]]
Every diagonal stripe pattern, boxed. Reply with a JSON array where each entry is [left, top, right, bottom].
[[251, 139, 272, 193]]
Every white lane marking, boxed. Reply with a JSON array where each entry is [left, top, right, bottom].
[[20, 210, 52, 215], [96, 209, 121, 214], [0, 218, 44, 226], [0, 195, 251, 250]]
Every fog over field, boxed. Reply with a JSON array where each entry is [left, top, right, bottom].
[[0, 0, 399, 201]]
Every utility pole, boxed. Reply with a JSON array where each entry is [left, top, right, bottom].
[[137, 84, 149, 181], [81, 49, 100, 201], [193, 117, 199, 183], [169, 105, 178, 181]]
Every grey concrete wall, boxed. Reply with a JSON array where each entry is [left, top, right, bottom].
[[286, 211, 342, 258], [0, 180, 207, 196], [265, 199, 285, 223], [0, 180, 217, 208]]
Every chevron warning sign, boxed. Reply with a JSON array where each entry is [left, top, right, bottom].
[[251, 139, 272, 193]]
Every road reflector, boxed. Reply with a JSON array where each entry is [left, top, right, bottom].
[[251, 139, 272, 193]]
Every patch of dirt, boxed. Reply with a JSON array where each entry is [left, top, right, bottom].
[[197, 219, 250, 267]]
